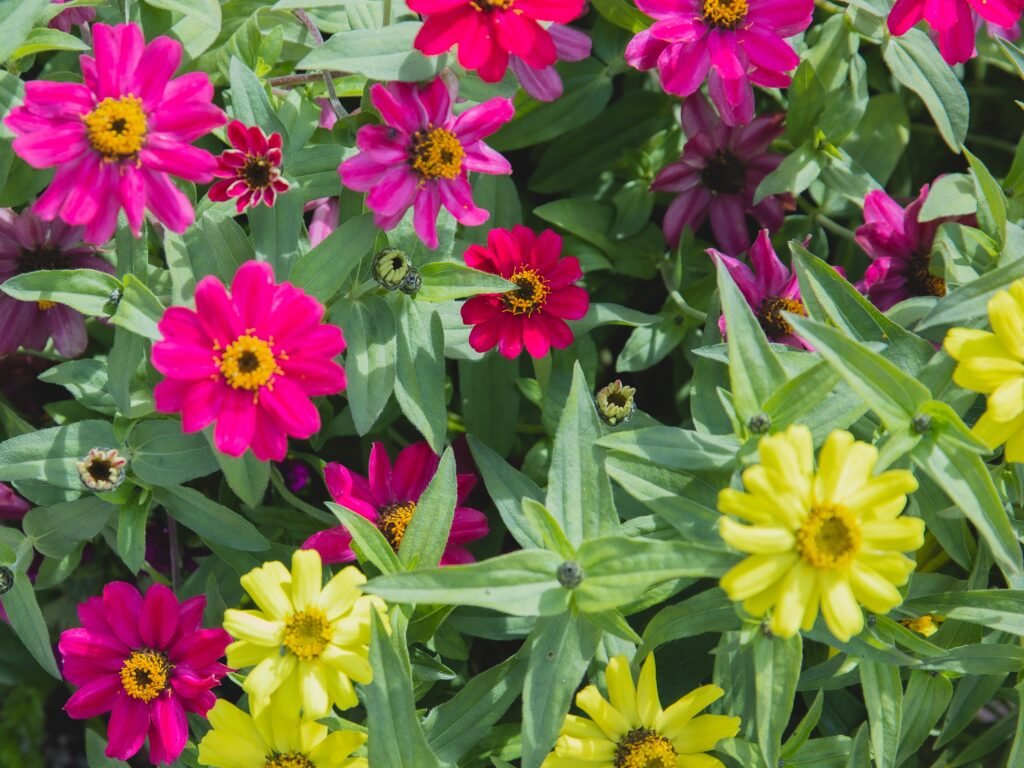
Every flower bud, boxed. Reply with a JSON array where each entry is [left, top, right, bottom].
[[596, 380, 636, 426], [748, 413, 772, 434], [398, 267, 422, 295], [372, 248, 413, 291], [0, 566, 12, 595], [556, 560, 585, 589], [77, 448, 127, 492]]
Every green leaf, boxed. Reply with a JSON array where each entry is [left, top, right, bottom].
[[754, 142, 825, 203], [0, 0, 50, 63], [228, 57, 287, 137], [0, 421, 116, 489], [0, 268, 120, 316], [141, 0, 222, 57], [297, 23, 444, 81], [638, 588, 740, 656], [965, 148, 1007, 244], [521, 499, 575, 560], [394, 301, 447, 453], [22, 496, 113, 559], [10, 27, 89, 60], [897, 670, 952, 766], [916, 253, 1024, 334], [334, 296, 397, 435], [467, 435, 545, 550], [327, 502, 403, 575], [755, 632, 802, 768], [901, 590, 1024, 634], [110, 275, 165, 341], [416, 262, 516, 302], [0, 570, 59, 678], [858, 658, 902, 768], [919, 173, 977, 222], [598, 426, 739, 472], [782, 691, 825, 758], [915, 644, 1024, 675], [108, 326, 147, 416], [116, 492, 150, 574], [128, 421, 219, 486], [289, 212, 376, 302], [365, 549, 570, 616], [213, 441, 270, 507], [399, 448, 456, 568], [589, 0, 653, 32], [364, 613, 443, 768], [153, 485, 269, 551], [249, 189, 303, 276], [459, 355, 519, 458]]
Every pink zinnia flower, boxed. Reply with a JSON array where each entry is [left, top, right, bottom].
[[305, 101, 341, 247], [460, 225, 589, 358], [856, 185, 973, 311], [151, 261, 347, 462], [208, 122, 290, 212], [4, 23, 226, 244], [510, 24, 592, 101], [303, 441, 489, 565], [0, 209, 114, 358], [410, 0, 585, 82], [709, 229, 810, 348], [0, 482, 30, 521], [652, 93, 789, 254], [339, 77, 514, 249], [58, 582, 231, 765], [49, 0, 96, 32], [625, 0, 813, 125], [889, 0, 1023, 65]]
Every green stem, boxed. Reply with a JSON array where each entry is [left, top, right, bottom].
[[796, 199, 857, 241], [533, 354, 552, 392], [383, 0, 393, 25], [911, 123, 1018, 154], [658, 262, 707, 323]]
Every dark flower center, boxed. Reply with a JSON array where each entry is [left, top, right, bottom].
[[377, 501, 417, 550], [905, 252, 946, 298], [242, 158, 273, 188], [501, 268, 550, 316], [265, 755, 315, 768], [237, 350, 260, 373], [701, 150, 747, 195], [756, 296, 806, 339], [18, 247, 66, 274], [87, 459, 112, 482]]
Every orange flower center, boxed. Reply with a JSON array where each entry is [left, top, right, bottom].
[[796, 505, 861, 570], [906, 253, 946, 298], [282, 608, 332, 661], [83, 95, 148, 159], [756, 296, 806, 339], [216, 332, 283, 394], [500, 268, 550, 316], [377, 501, 417, 550], [702, 0, 748, 28], [265, 753, 315, 768], [615, 728, 677, 768], [119, 650, 171, 702], [409, 127, 464, 180]]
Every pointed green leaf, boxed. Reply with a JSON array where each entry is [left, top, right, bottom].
[[858, 658, 902, 768], [399, 447, 456, 568], [754, 631, 802, 768]]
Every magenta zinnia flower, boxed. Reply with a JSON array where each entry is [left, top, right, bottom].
[[339, 77, 514, 249], [410, 0, 585, 82], [49, 0, 96, 32], [856, 185, 973, 311], [889, 0, 1022, 64], [4, 23, 226, 244], [0, 209, 113, 358], [209, 121, 290, 212], [460, 225, 589, 358], [625, 0, 813, 125], [151, 261, 347, 462], [0, 482, 30, 521], [652, 93, 789, 254], [303, 441, 489, 565], [709, 229, 810, 348], [59, 582, 231, 765], [510, 24, 592, 101]]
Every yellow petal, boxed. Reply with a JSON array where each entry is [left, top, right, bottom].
[[196, 730, 266, 768], [843, 471, 917, 521], [954, 355, 1024, 394], [988, 288, 1024, 359], [324, 666, 360, 711], [290, 549, 324, 611], [223, 610, 284, 647], [849, 561, 904, 614], [987, 378, 1024, 422], [1006, 423, 1024, 462], [973, 408, 1024, 452], [319, 567, 369, 620], [308, 731, 366, 768], [740, 473, 806, 529], [770, 561, 817, 639], [636, 652, 662, 728], [553, 734, 617, 760], [719, 518, 795, 554], [758, 426, 814, 504], [676, 754, 726, 768], [244, 653, 296, 714], [720, 553, 798, 601], [225, 639, 270, 670], [742, 583, 781, 618], [819, 572, 864, 642], [944, 327, 996, 360], [206, 699, 264, 742], [856, 552, 916, 585], [718, 488, 776, 526], [814, 434, 878, 505], [575, 685, 630, 741], [321, 644, 373, 684], [300, 661, 331, 719], [605, 655, 640, 727], [670, 714, 741, 754], [240, 561, 293, 619], [861, 517, 925, 552], [800, 574, 822, 632], [544, 755, 602, 768], [562, 714, 608, 740], [655, 685, 724, 739]]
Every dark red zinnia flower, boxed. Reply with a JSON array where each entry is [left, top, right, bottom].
[[209, 121, 290, 212]]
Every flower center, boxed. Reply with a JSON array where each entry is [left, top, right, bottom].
[[701, 150, 747, 195], [36, 300, 57, 311], [899, 615, 941, 637], [265, 753, 315, 768], [216, 332, 283, 393], [282, 608, 332, 661], [615, 728, 677, 768], [83, 96, 148, 160], [409, 127, 464, 180], [796, 505, 861, 570], [905, 252, 946, 298], [756, 295, 805, 339], [500, 268, 550, 316], [471, 0, 515, 10], [18, 246, 66, 274], [243, 157, 273, 189], [119, 650, 171, 703], [702, 0, 749, 28], [377, 501, 417, 550]]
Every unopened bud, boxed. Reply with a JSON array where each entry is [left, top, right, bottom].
[[398, 267, 422, 295], [748, 413, 771, 434], [596, 381, 636, 426], [373, 248, 412, 291], [77, 448, 127, 492], [556, 561, 584, 589]]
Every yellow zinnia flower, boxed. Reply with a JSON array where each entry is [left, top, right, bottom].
[[718, 426, 924, 642], [543, 654, 740, 768], [222, 549, 386, 719], [197, 698, 367, 768], [945, 279, 1024, 460]]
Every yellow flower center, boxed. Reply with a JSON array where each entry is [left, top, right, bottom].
[[36, 300, 57, 311], [282, 608, 332, 661], [376, 501, 417, 550], [702, 0, 749, 28], [615, 728, 677, 768], [906, 253, 946, 298], [265, 754, 315, 768], [83, 96, 148, 160], [217, 332, 283, 392], [471, 0, 515, 8], [119, 650, 171, 703], [756, 296, 806, 339], [900, 615, 941, 637], [409, 127, 464, 180], [796, 505, 861, 570], [500, 267, 550, 316]]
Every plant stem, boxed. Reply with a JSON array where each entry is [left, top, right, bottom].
[[911, 123, 1018, 154], [167, 512, 181, 592], [383, 0, 393, 25], [796, 198, 857, 241], [292, 9, 348, 120], [658, 262, 707, 322], [267, 72, 347, 87]]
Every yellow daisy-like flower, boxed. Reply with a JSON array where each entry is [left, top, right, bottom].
[[718, 426, 925, 642], [945, 279, 1024, 461], [197, 698, 367, 768], [543, 654, 740, 768], [222, 549, 386, 720]]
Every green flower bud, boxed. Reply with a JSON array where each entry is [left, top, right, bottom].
[[596, 380, 637, 426], [373, 248, 413, 291]]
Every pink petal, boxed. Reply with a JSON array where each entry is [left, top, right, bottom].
[[105, 695, 150, 761]]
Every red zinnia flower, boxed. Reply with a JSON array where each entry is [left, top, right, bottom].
[[889, 0, 1023, 65], [209, 121, 290, 212], [460, 226, 589, 358], [410, 0, 585, 83], [303, 441, 489, 565], [58, 583, 231, 765], [3, 23, 225, 244], [151, 261, 347, 462]]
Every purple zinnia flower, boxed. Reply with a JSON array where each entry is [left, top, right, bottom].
[[0, 209, 113, 358], [510, 24, 592, 102], [0, 483, 30, 521], [652, 92, 790, 254], [49, 0, 96, 33]]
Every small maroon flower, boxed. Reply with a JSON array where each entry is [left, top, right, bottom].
[[209, 122, 290, 212], [0, 483, 30, 521], [49, 0, 96, 33]]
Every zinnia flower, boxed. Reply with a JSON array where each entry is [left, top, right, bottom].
[[0, 208, 114, 358], [543, 654, 740, 768], [302, 441, 489, 565], [4, 23, 226, 244], [58, 582, 231, 764], [510, 24, 592, 101], [0, 483, 30, 521], [625, 0, 814, 125], [856, 185, 973, 311], [222, 549, 386, 720], [305, 101, 340, 247], [718, 426, 925, 642], [209, 122, 290, 212], [409, 0, 585, 82], [652, 93, 789, 254], [944, 278, 1024, 461], [460, 225, 589, 358], [709, 229, 809, 348], [49, 0, 96, 32], [197, 699, 368, 768], [338, 77, 514, 249], [151, 260, 346, 462], [888, 0, 1023, 65]]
